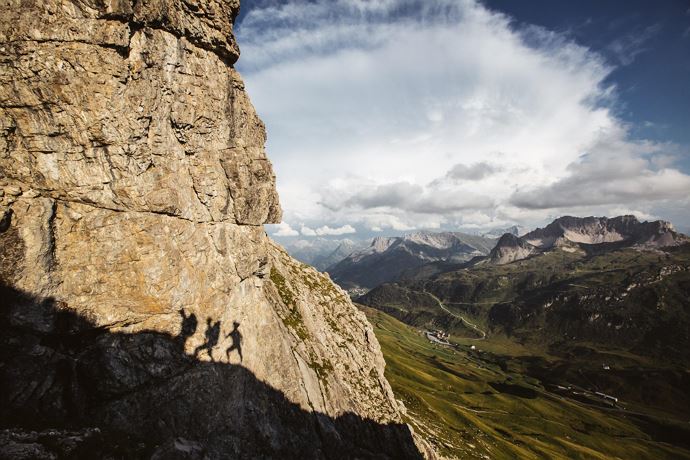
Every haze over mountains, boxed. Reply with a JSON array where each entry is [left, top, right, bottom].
[[480, 225, 525, 239], [280, 238, 369, 271], [327, 232, 496, 291]]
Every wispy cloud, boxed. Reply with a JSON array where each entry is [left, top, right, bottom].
[[606, 23, 661, 65], [298, 224, 356, 236]]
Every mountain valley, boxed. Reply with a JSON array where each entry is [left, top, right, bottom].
[[362, 305, 690, 459], [353, 216, 690, 457]]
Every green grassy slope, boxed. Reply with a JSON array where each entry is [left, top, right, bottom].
[[362, 245, 690, 361], [362, 305, 690, 460], [361, 246, 690, 422]]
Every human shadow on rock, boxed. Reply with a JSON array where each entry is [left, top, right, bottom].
[[178, 309, 198, 350], [193, 317, 220, 361], [225, 321, 243, 362], [0, 283, 424, 459]]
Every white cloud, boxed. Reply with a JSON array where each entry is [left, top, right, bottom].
[[359, 213, 417, 232], [286, 223, 357, 237], [272, 222, 299, 237], [320, 175, 494, 217], [238, 0, 690, 233], [606, 23, 661, 66], [443, 162, 502, 182], [300, 225, 317, 236], [510, 129, 690, 209], [344, 182, 423, 209], [314, 224, 357, 235]]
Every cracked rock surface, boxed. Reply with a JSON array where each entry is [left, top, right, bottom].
[[0, 1, 432, 458]]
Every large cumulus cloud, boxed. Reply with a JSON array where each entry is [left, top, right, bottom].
[[237, 0, 690, 236]]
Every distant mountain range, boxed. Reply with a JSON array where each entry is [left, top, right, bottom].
[[487, 215, 688, 265], [327, 231, 496, 291], [279, 238, 368, 271], [359, 215, 690, 360], [280, 216, 688, 293], [278, 224, 524, 271], [480, 224, 525, 239]]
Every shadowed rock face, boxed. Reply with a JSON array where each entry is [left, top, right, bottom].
[[0, 284, 423, 459], [0, 1, 430, 458]]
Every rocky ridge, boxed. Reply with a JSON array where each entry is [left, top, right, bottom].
[[487, 215, 688, 265], [487, 233, 538, 265], [328, 231, 496, 290], [523, 215, 686, 249], [0, 1, 430, 458]]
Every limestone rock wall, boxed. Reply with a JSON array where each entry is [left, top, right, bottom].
[[0, 1, 429, 458], [1, 0, 278, 224]]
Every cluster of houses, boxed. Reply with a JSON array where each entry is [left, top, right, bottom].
[[429, 329, 449, 340], [425, 329, 452, 345]]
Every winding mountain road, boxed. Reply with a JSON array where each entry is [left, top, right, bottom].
[[423, 286, 487, 340]]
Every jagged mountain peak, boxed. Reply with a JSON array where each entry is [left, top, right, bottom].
[[485, 215, 688, 266], [523, 215, 685, 249], [495, 232, 527, 246], [487, 233, 539, 265], [371, 236, 399, 252]]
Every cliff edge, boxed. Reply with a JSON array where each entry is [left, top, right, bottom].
[[0, 1, 430, 458]]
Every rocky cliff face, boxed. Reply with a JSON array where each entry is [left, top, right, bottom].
[[487, 233, 538, 265], [522, 215, 687, 249], [484, 215, 689, 266], [0, 1, 428, 458]]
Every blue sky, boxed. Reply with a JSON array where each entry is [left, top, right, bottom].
[[483, 0, 690, 145], [235, 0, 690, 237]]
